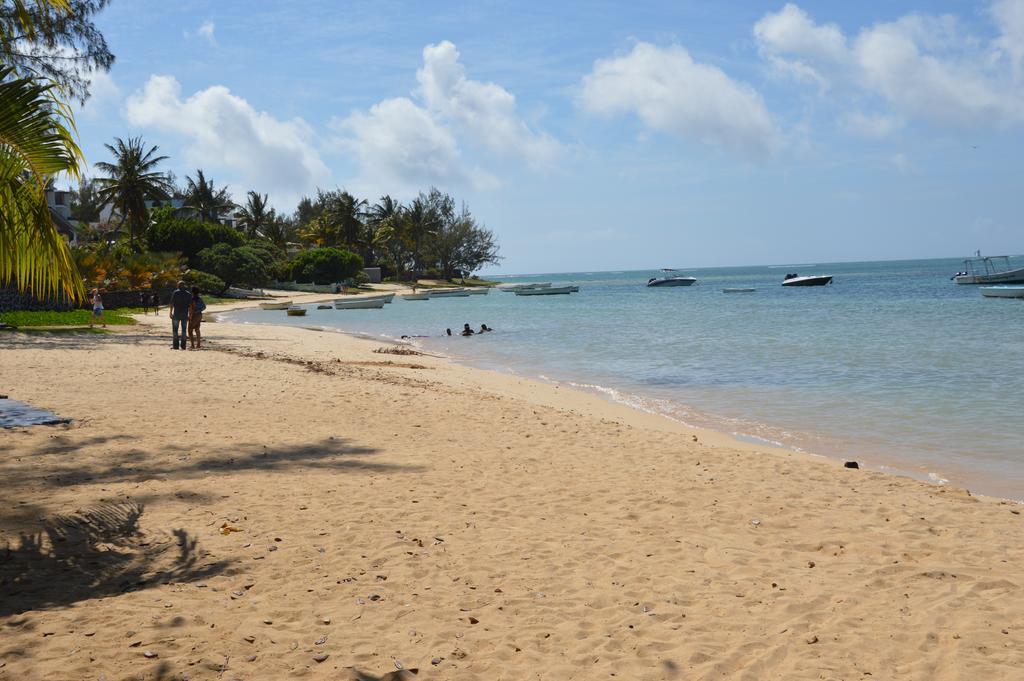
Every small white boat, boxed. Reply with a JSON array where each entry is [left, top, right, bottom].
[[259, 300, 293, 310], [723, 288, 756, 293], [286, 307, 307, 316], [430, 288, 471, 298], [953, 254, 1024, 285], [515, 285, 577, 296], [357, 292, 395, 303], [499, 283, 551, 292], [317, 304, 333, 309], [980, 285, 1024, 298], [400, 292, 431, 301], [647, 276, 697, 287], [781, 274, 833, 287], [334, 298, 387, 309], [463, 287, 489, 295]]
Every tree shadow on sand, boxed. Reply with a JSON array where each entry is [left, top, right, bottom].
[[0, 500, 231, 617]]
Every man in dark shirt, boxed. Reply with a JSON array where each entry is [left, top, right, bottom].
[[169, 281, 192, 350]]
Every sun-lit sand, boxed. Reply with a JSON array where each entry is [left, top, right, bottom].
[[1, 301, 1022, 680]]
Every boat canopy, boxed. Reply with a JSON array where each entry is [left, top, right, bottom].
[[962, 255, 1018, 275]]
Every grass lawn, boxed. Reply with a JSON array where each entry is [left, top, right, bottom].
[[0, 309, 137, 327]]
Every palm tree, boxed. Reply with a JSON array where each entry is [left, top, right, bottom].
[[298, 215, 335, 248], [324, 190, 367, 253], [261, 215, 294, 252], [184, 169, 233, 223], [237, 190, 272, 238], [95, 136, 172, 249], [372, 209, 412, 280], [0, 64, 85, 301]]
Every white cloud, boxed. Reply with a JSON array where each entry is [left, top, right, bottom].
[[198, 20, 216, 46], [416, 41, 560, 168], [754, 3, 1024, 130], [838, 111, 903, 140], [124, 75, 330, 204], [578, 42, 780, 158], [331, 96, 496, 193], [331, 40, 554, 193]]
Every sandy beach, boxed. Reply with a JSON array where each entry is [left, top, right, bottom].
[[2, 301, 1022, 680]]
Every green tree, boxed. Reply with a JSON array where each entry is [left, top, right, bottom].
[[68, 176, 101, 221], [196, 242, 276, 289], [0, 0, 114, 103], [94, 136, 173, 249], [184, 169, 234, 223], [372, 210, 412, 280], [427, 203, 500, 279], [0, 63, 84, 300], [289, 247, 363, 284], [237, 190, 272, 238]]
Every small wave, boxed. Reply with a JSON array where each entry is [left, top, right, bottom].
[[928, 472, 949, 485]]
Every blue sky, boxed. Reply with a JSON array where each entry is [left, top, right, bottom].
[[73, 1, 1024, 273]]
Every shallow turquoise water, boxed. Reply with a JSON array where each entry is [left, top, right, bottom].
[[224, 258, 1024, 499]]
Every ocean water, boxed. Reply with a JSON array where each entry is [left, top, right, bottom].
[[223, 258, 1024, 499]]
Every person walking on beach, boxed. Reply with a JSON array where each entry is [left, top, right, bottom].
[[169, 281, 192, 350], [188, 286, 206, 349], [89, 288, 105, 328]]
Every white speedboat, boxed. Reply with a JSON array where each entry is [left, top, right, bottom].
[[499, 282, 551, 292], [334, 298, 386, 309], [723, 287, 756, 293], [980, 285, 1024, 298], [259, 300, 293, 310], [430, 288, 471, 298], [286, 306, 307, 316], [953, 254, 1024, 284], [647, 276, 697, 287], [781, 273, 833, 287], [515, 285, 576, 296], [400, 292, 431, 301]]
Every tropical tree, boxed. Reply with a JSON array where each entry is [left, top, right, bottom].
[[0, 0, 114, 103], [94, 136, 173, 249], [237, 190, 272, 238], [184, 169, 233, 223], [0, 64, 84, 300], [261, 214, 295, 252], [298, 215, 335, 248], [373, 209, 412, 280], [68, 175, 101, 221], [324, 190, 366, 254], [406, 188, 451, 275]]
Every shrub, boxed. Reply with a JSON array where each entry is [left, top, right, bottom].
[[185, 269, 227, 294], [196, 243, 276, 288], [352, 271, 370, 285], [148, 207, 245, 263], [207, 223, 245, 248], [289, 247, 363, 284]]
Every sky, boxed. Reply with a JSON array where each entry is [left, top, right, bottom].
[[71, 0, 1024, 274]]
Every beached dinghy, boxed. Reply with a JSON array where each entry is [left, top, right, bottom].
[[334, 298, 387, 309], [980, 285, 1024, 298], [286, 306, 307, 316], [781, 274, 833, 287], [515, 285, 577, 296], [400, 292, 431, 301], [647, 276, 697, 287], [259, 300, 293, 310]]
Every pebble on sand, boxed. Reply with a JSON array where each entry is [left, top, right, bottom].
[[312, 653, 329, 663]]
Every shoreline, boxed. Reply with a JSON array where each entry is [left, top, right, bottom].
[[216, 301, 1018, 503], [2, 312, 1022, 679]]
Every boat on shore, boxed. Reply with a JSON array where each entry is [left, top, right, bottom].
[[723, 287, 756, 293], [782, 273, 833, 287], [286, 307, 307, 316], [647, 276, 697, 287], [952, 254, 1024, 284], [334, 298, 387, 309], [259, 300, 293, 310], [515, 285, 577, 296], [400, 292, 431, 301], [430, 288, 471, 298], [980, 285, 1024, 298]]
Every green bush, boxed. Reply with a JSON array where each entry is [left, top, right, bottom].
[[185, 269, 227, 294], [148, 207, 245, 263], [207, 223, 245, 248], [196, 243, 276, 288], [352, 271, 370, 285], [289, 247, 363, 284], [421, 267, 444, 279]]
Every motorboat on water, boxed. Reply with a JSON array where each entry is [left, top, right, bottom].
[[400, 292, 431, 301], [499, 282, 551, 292], [647, 276, 697, 287], [357, 292, 395, 303], [259, 300, 293, 310], [980, 285, 1024, 298], [430, 288, 472, 298], [952, 254, 1024, 284], [334, 298, 387, 309], [317, 304, 333, 309], [515, 285, 577, 296], [462, 287, 489, 295], [722, 287, 756, 293], [286, 306, 307, 316], [781, 273, 833, 287]]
